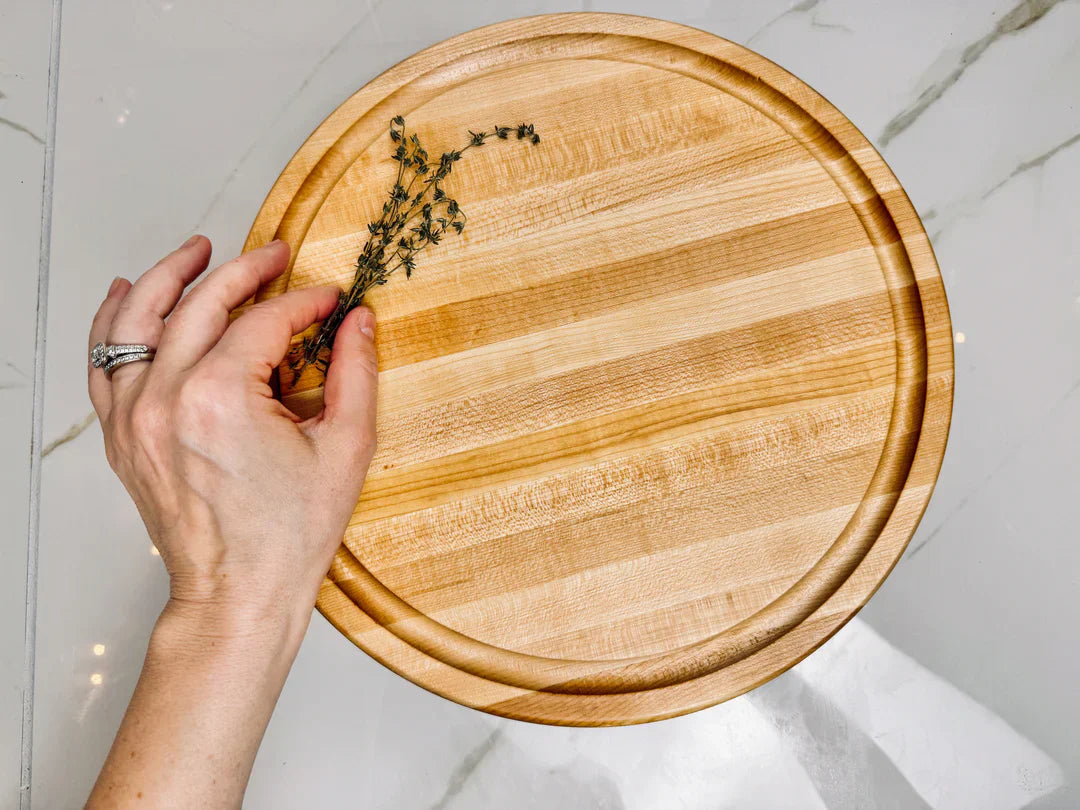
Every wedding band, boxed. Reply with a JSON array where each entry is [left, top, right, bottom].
[[102, 351, 155, 375], [90, 342, 156, 376]]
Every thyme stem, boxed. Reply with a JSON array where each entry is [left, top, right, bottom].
[[288, 117, 539, 381]]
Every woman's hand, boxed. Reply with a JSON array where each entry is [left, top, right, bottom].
[[86, 236, 378, 808], [88, 236, 377, 632]]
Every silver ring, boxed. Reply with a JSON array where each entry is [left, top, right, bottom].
[[90, 342, 156, 376], [102, 352, 155, 376]]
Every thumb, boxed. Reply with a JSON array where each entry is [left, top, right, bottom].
[[314, 306, 379, 465]]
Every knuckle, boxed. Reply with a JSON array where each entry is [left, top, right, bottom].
[[175, 373, 231, 433], [247, 299, 278, 319], [169, 292, 194, 319], [240, 259, 262, 287], [356, 352, 379, 379], [127, 397, 168, 440], [163, 295, 203, 335], [177, 374, 215, 411], [107, 312, 159, 345], [111, 296, 138, 323], [222, 258, 261, 295]]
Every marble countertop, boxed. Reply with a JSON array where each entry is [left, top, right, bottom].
[[2, 1, 1078, 808]]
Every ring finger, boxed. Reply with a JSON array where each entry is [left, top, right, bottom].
[[88, 276, 133, 422], [105, 235, 212, 393]]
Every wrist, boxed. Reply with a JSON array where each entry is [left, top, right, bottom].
[[158, 541, 323, 647], [154, 585, 312, 660]]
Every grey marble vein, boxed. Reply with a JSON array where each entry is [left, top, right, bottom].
[[0, 115, 45, 145], [41, 410, 97, 457], [929, 130, 1080, 243], [189, 0, 389, 232], [809, 15, 852, 34], [6, 360, 32, 379], [747, 0, 823, 45], [906, 376, 1080, 559], [980, 130, 1080, 202], [426, 727, 504, 810], [361, 0, 386, 39], [879, 0, 1068, 147]]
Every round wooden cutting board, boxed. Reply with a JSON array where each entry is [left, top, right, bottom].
[[245, 14, 952, 725]]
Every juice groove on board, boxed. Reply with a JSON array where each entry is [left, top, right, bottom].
[[245, 14, 952, 725]]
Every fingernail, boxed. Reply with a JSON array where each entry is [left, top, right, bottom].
[[264, 238, 291, 258], [182, 234, 201, 248], [356, 308, 375, 339], [108, 276, 124, 296]]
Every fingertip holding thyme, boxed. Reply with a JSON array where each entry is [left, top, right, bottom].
[[288, 115, 541, 382]]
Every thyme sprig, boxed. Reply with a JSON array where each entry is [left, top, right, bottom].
[[289, 115, 540, 380]]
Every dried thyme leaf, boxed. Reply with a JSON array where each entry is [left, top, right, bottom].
[[289, 115, 540, 382]]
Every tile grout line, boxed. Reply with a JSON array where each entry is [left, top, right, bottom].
[[20, 0, 63, 807]]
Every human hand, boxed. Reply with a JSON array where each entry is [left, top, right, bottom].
[[87, 236, 378, 639]]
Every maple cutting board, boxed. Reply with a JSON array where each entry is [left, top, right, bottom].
[[245, 14, 952, 725]]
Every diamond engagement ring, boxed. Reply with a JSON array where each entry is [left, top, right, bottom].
[[90, 342, 156, 376]]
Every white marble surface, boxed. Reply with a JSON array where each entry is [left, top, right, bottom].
[[2, 0, 1078, 807]]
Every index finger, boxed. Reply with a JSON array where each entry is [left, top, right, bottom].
[[202, 286, 341, 380]]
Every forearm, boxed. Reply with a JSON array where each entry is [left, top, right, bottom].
[[87, 595, 310, 809]]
